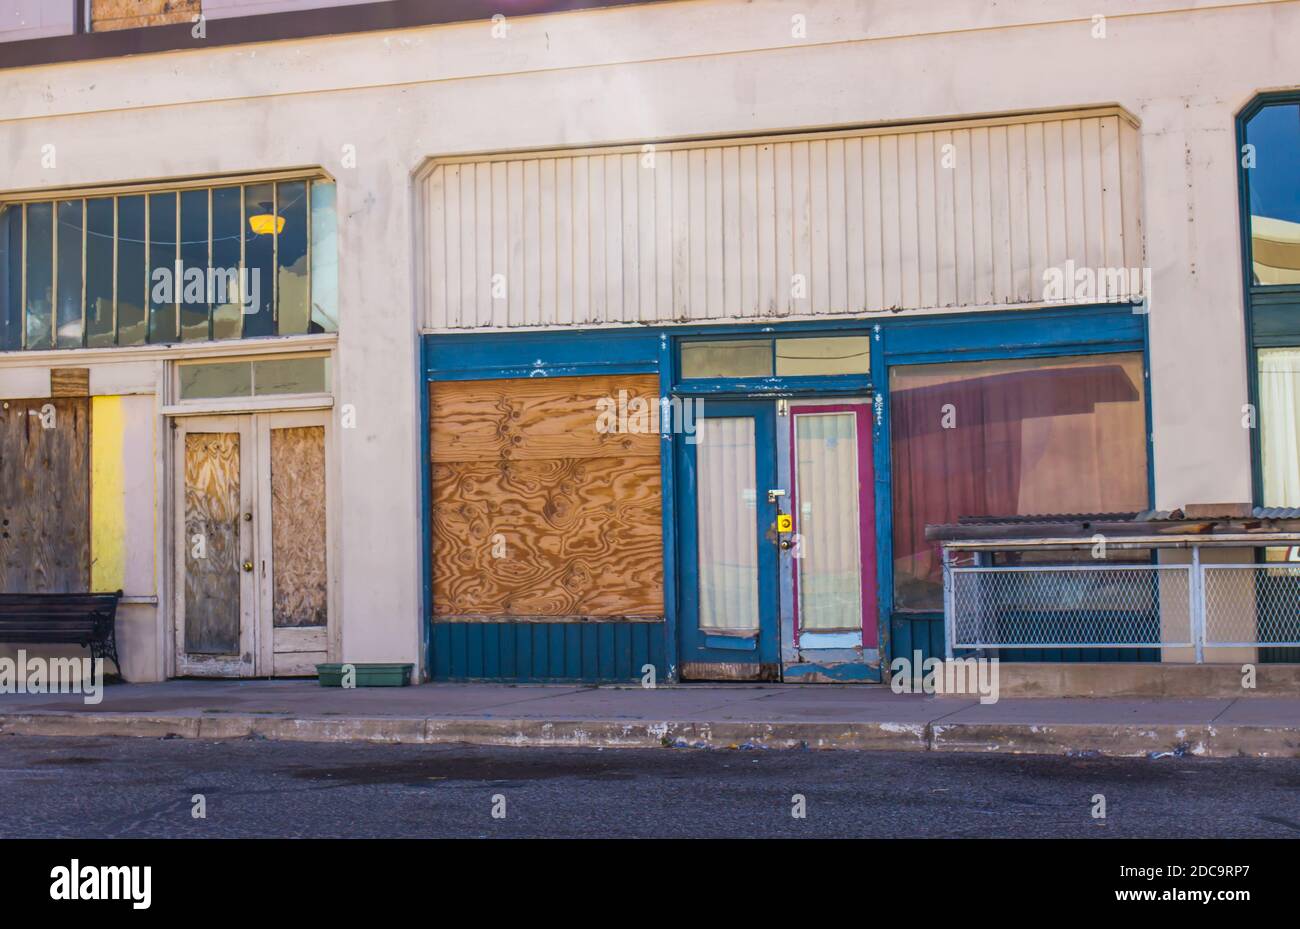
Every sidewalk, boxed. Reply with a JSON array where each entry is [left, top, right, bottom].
[[1, 680, 1297, 757]]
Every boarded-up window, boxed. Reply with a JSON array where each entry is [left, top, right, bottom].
[[0, 397, 90, 592], [430, 374, 663, 619]]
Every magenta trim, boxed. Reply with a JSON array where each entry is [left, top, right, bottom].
[[787, 403, 878, 649]]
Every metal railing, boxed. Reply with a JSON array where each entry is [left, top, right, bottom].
[[944, 556, 1300, 661]]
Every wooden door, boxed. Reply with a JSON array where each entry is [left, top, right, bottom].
[[174, 416, 257, 677], [256, 411, 331, 676]]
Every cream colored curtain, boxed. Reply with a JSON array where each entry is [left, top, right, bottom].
[[1260, 348, 1300, 507]]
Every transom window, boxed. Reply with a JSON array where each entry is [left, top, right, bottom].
[[0, 176, 338, 351], [679, 335, 871, 379]]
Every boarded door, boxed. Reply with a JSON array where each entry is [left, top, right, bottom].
[[0, 397, 90, 592]]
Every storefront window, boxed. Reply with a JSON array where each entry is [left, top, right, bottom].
[[0, 177, 338, 351], [1259, 347, 1300, 506], [1243, 102, 1300, 286], [889, 352, 1149, 611]]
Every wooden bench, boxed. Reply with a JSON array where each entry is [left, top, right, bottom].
[[0, 592, 123, 680]]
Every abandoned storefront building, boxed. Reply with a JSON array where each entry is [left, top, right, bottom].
[[0, 0, 1297, 687]]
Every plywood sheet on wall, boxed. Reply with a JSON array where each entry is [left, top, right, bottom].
[[431, 374, 663, 619], [183, 431, 241, 654], [0, 398, 90, 593], [270, 425, 328, 628]]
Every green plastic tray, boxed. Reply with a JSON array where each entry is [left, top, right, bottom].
[[315, 662, 413, 687]]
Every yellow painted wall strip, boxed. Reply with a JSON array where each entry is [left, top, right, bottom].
[[90, 395, 126, 593]]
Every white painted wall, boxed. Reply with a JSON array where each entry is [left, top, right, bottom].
[[0, 0, 1295, 676], [0, 0, 74, 42]]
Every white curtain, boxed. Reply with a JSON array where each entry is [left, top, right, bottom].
[[1260, 348, 1300, 507]]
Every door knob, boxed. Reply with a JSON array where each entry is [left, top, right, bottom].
[[242, 561, 254, 572]]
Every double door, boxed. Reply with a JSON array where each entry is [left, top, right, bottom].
[[174, 411, 331, 677], [677, 399, 877, 680]]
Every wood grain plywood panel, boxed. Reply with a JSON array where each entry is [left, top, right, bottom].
[[183, 432, 240, 654], [0, 398, 90, 593], [432, 456, 663, 618], [430, 375, 659, 462], [270, 425, 327, 628], [430, 374, 663, 620]]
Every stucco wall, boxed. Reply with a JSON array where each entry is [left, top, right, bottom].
[[0, 0, 1296, 675]]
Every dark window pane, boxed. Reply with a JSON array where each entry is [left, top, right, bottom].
[[310, 180, 338, 333], [275, 180, 309, 335], [889, 354, 1149, 611], [1245, 103, 1300, 286], [0, 206, 21, 351], [55, 200, 84, 349], [85, 198, 115, 348], [24, 202, 53, 351], [253, 356, 328, 395], [148, 192, 179, 344], [179, 189, 210, 340], [115, 195, 146, 346], [179, 362, 252, 400], [243, 182, 274, 337], [211, 186, 243, 340]]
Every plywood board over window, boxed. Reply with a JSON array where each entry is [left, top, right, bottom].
[[0, 397, 90, 592], [430, 374, 664, 620]]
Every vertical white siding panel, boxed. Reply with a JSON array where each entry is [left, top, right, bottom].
[[844, 138, 865, 313], [444, 165, 463, 328], [604, 153, 623, 323], [671, 150, 691, 320], [863, 136, 884, 312], [739, 145, 760, 318], [555, 159, 574, 326], [1062, 119, 1086, 269], [756, 144, 777, 316], [689, 148, 708, 319], [808, 140, 830, 314], [774, 142, 794, 316], [791, 142, 813, 316], [1043, 121, 1069, 280], [420, 109, 1143, 329], [1098, 117, 1126, 283], [621, 153, 640, 322], [1007, 123, 1033, 304], [722, 146, 742, 316], [934, 130, 957, 308], [655, 154, 674, 321], [571, 157, 590, 325], [898, 133, 919, 310], [587, 156, 607, 323], [427, 167, 447, 329], [1025, 122, 1049, 302], [970, 127, 995, 305], [915, 132, 938, 310], [1081, 118, 1106, 274], [827, 138, 848, 314], [880, 134, 901, 310], [989, 125, 1013, 304], [1119, 120, 1144, 275], [491, 161, 509, 328], [459, 163, 477, 329], [523, 160, 542, 327], [540, 159, 559, 326], [506, 160, 525, 326], [475, 162, 493, 327], [952, 128, 975, 306], [637, 154, 656, 322]]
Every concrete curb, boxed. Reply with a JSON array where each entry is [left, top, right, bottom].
[[3, 711, 1298, 756]]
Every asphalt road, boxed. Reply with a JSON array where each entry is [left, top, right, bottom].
[[0, 735, 1297, 838]]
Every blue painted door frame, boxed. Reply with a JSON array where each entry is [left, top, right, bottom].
[[675, 399, 782, 673]]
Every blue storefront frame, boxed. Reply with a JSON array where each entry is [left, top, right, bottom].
[[421, 303, 1150, 682]]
